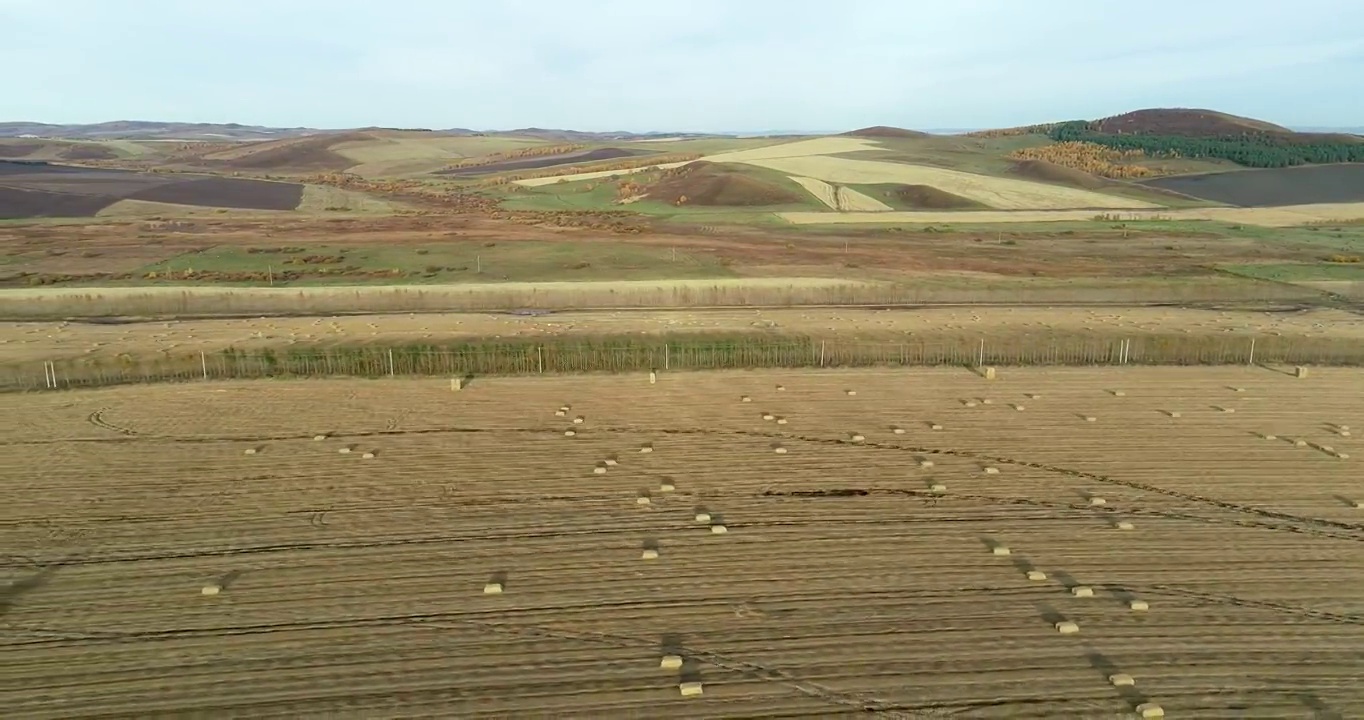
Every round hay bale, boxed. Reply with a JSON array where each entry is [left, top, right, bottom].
[[892, 426, 906, 435], [1129, 599, 1149, 611], [762, 413, 775, 421], [1070, 585, 1094, 597], [846, 390, 857, 396], [1013, 404, 1025, 411], [1089, 497, 1107, 506], [1294, 439, 1307, 447], [604, 458, 618, 466], [1026, 570, 1047, 581], [776, 384, 785, 391], [1340, 424, 1351, 431], [710, 524, 728, 534], [201, 584, 221, 596], [361, 452, 376, 460], [981, 398, 993, 405], [679, 681, 704, 697], [313, 435, 327, 441], [1222, 407, 1236, 413], [1027, 393, 1041, 399], [983, 466, 999, 474], [1054, 620, 1079, 634], [695, 512, 711, 523], [641, 548, 659, 560], [640, 444, 654, 453], [338, 447, 352, 454], [573, 416, 585, 424], [964, 401, 979, 408], [741, 395, 752, 403], [564, 429, 577, 437], [991, 545, 1011, 556], [244, 448, 258, 456], [776, 417, 788, 425], [1109, 673, 1135, 687], [483, 582, 503, 595], [774, 446, 787, 454], [554, 410, 566, 417], [660, 654, 683, 670], [919, 459, 934, 468], [636, 495, 651, 505], [930, 424, 944, 431], [660, 481, 676, 492], [1169, 411, 1182, 418], [1136, 702, 1164, 718], [1116, 520, 1135, 530], [929, 482, 947, 492], [1084, 416, 1097, 423], [850, 433, 865, 443], [1112, 390, 1126, 397], [1338, 453, 1350, 459], [1340, 430, 1351, 437], [594, 465, 607, 475], [1262, 434, 1277, 440]]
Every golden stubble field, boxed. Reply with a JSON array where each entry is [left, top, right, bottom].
[[2, 368, 1362, 718]]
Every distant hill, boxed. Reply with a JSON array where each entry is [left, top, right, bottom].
[[1094, 108, 1293, 137], [842, 126, 930, 139], [0, 121, 324, 141]]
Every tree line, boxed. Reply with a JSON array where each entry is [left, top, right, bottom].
[[1047, 122, 1364, 168]]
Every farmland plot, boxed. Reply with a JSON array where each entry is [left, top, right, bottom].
[[3, 368, 1362, 718]]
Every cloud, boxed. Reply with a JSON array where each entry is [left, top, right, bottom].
[[4, 0, 1362, 130]]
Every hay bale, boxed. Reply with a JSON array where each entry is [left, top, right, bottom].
[[710, 524, 728, 534], [741, 395, 752, 403], [1295, 366, 1309, 378], [776, 417, 788, 425], [1084, 416, 1097, 423], [1027, 393, 1041, 399], [929, 482, 947, 493], [1136, 702, 1164, 718], [892, 426, 906, 435], [649, 371, 657, 384], [846, 389, 857, 396], [762, 413, 775, 421], [1338, 453, 1350, 459], [776, 384, 785, 391], [1026, 570, 1047, 581], [1350, 499, 1362, 509], [850, 433, 865, 443], [564, 429, 577, 437], [983, 466, 1000, 475], [1340, 430, 1352, 437], [983, 367, 996, 380], [361, 452, 376, 460], [774, 446, 787, 454], [1054, 620, 1079, 634], [1012, 404, 1025, 411], [201, 584, 221, 596], [930, 423, 944, 431], [573, 416, 585, 425], [641, 548, 659, 560], [637, 495, 651, 505], [1070, 585, 1094, 597], [483, 582, 503, 595], [555, 410, 566, 417], [338, 447, 352, 454], [1341, 425, 1351, 431], [981, 398, 993, 405], [1109, 673, 1135, 687], [679, 681, 704, 697], [313, 434, 327, 441], [1129, 599, 1149, 612], [1089, 497, 1107, 506], [1111, 390, 1126, 397], [1116, 520, 1135, 531], [964, 400, 978, 408], [605, 458, 618, 466], [1221, 406, 1236, 413], [991, 545, 1011, 556], [660, 654, 683, 670], [594, 465, 607, 475], [640, 443, 654, 453], [695, 512, 711, 523], [244, 448, 258, 456], [1294, 439, 1307, 447], [660, 481, 676, 492], [1168, 411, 1181, 418], [1233, 387, 1245, 393], [919, 459, 934, 468], [450, 378, 464, 391]]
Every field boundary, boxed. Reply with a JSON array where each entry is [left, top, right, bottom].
[[8, 331, 1362, 392]]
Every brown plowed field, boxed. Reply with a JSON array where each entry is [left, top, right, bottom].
[[126, 177, 304, 211], [3, 368, 1361, 718], [436, 148, 652, 176], [1142, 164, 1364, 207]]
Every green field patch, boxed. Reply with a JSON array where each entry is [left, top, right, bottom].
[[1220, 262, 1364, 282]]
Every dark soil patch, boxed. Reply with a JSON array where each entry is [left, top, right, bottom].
[[0, 142, 44, 159], [127, 177, 304, 210], [1141, 164, 1364, 207], [888, 184, 986, 209], [1007, 159, 1108, 190], [646, 162, 805, 206], [0, 187, 119, 219], [437, 148, 653, 176], [843, 126, 930, 139], [0, 161, 173, 196]]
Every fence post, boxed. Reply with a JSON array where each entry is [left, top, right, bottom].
[[1247, 337, 1256, 366], [977, 338, 985, 367], [201, 351, 209, 380], [819, 340, 826, 367], [665, 343, 670, 370], [388, 348, 395, 377], [537, 345, 544, 374]]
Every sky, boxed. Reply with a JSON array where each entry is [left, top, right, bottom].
[[3, 0, 1362, 132]]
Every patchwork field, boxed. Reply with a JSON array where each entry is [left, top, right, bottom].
[[3, 367, 1362, 718], [778, 203, 1364, 227], [0, 161, 308, 219], [1142, 164, 1364, 207]]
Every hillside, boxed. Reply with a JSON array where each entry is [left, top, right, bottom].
[[0, 120, 323, 140], [1095, 108, 1293, 137], [641, 162, 808, 206], [843, 126, 931, 139]]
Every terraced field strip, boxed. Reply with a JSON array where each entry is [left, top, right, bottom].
[[835, 185, 892, 212], [2, 367, 1361, 718], [779, 201, 1364, 226], [788, 176, 838, 210]]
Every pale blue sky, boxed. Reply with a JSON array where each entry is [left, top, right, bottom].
[[4, 0, 1361, 132]]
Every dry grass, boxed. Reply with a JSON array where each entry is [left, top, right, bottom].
[[779, 202, 1364, 226], [3, 367, 1362, 717], [789, 176, 892, 212]]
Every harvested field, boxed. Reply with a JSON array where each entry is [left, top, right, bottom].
[[192, 132, 371, 171], [888, 184, 986, 210], [788, 176, 838, 209], [0, 187, 119, 220], [738, 155, 1157, 210], [779, 202, 1364, 226], [835, 185, 892, 212], [5, 305, 1360, 364], [1141, 164, 1364, 207], [3, 367, 1362, 718], [437, 148, 652, 176], [126, 177, 304, 211], [514, 161, 691, 187], [645, 163, 807, 207]]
